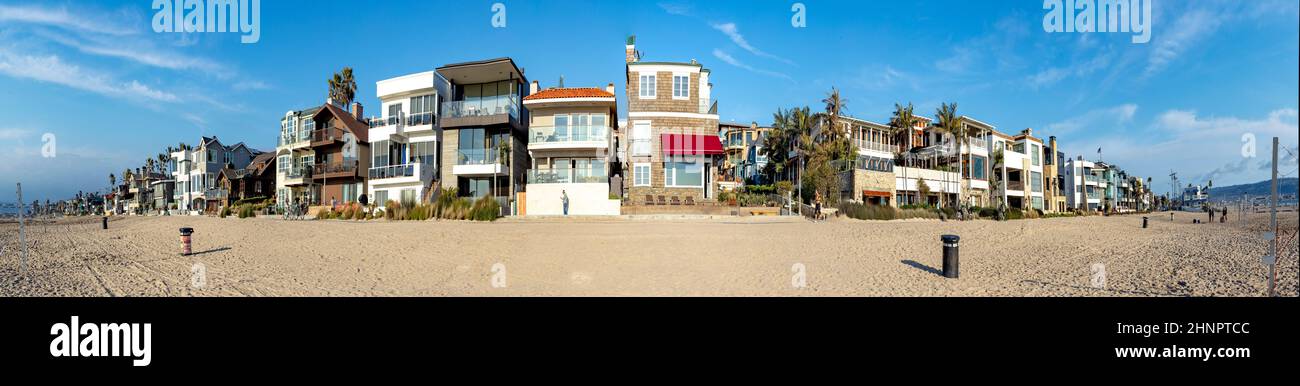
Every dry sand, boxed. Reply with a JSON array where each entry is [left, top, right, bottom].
[[0, 211, 1295, 297]]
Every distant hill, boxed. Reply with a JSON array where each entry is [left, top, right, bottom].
[[1208, 178, 1299, 201]]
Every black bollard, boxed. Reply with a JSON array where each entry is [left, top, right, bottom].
[[101, 217, 108, 230], [941, 235, 960, 279], [1142, 216, 1148, 228]]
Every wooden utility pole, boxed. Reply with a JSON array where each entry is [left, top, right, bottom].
[[1268, 136, 1279, 296]]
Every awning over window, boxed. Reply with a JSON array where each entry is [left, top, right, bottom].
[[660, 133, 724, 156], [863, 190, 892, 198]]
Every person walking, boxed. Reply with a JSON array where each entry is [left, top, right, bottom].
[[1208, 206, 1214, 223], [561, 190, 570, 216]]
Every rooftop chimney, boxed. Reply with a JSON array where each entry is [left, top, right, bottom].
[[625, 35, 638, 63], [350, 102, 363, 120], [605, 82, 615, 95], [530, 80, 539, 94]]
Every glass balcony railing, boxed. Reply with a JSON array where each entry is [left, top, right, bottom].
[[368, 163, 433, 179], [456, 149, 500, 165], [526, 167, 609, 184], [369, 112, 436, 128], [442, 94, 519, 120], [529, 125, 609, 145], [285, 166, 310, 179]]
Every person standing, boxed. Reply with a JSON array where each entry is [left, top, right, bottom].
[[561, 190, 569, 216]]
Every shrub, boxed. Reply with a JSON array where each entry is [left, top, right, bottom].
[[237, 204, 254, 218], [941, 206, 956, 219], [978, 207, 998, 219], [775, 181, 794, 199], [1007, 208, 1024, 220], [384, 200, 398, 220], [469, 196, 500, 221], [219, 206, 231, 218], [838, 202, 939, 220]]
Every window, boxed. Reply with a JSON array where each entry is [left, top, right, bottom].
[[409, 95, 434, 125], [400, 189, 417, 204], [672, 75, 689, 98], [664, 160, 703, 188], [388, 103, 403, 124], [373, 140, 391, 168], [970, 155, 986, 180], [1032, 197, 1044, 210], [631, 122, 651, 156], [634, 163, 651, 186], [1031, 144, 1041, 166], [374, 190, 388, 206], [638, 74, 656, 98], [409, 141, 436, 166], [278, 156, 290, 172], [342, 183, 359, 203], [1031, 171, 1043, 193]]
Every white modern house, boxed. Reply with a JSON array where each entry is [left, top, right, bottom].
[[366, 71, 444, 205], [1062, 156, 1103, 211], [985, 128, 1045, 211], [521, 82, 621, 216], [959, 116, 994, 207], [895, 117, 960, 207]]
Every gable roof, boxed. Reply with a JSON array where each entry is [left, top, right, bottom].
[[315, 103, 370, 143]]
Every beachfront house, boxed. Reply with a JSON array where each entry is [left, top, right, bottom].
[[720, 121, 771, 187], [435, 57, 530, 215], [1062, 156, 1104, 211], [894, 116, 961, 207], [836, 116, 897, 206], [275, 106, 322, 210], [217, 152, 276, 208], [309, 102, 371, 207], [367, 71, 445, 206], [521, 82, 621, 216], [623, 36, 725, 206], [985, 129, 1046, 212], [1043, 136, 1068, 213], [172, 136, 259, 214], [957, 116, 994, 208]]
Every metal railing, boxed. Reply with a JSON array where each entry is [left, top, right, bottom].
[[312, 160, 358, 176], [285, 165, 311, 179], [311, 127, 346, 143], [441, 94, 519, 120], [526, 167, 609, 184], [855, 139, 894, 153], [529, 125, 609, 144]]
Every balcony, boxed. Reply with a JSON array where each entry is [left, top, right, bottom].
[[311, 160, 360, 180], [855, 139, 895, 155], [368, 111, 436, 129], [528, 125, 609, 150], [452, 149, 505, 175], [368, 162, 435, 184], [526, 167, 609, 184], [311, 127, 347, 146], [1006, 181, 1025, 192], [441, 94, 519, 127]]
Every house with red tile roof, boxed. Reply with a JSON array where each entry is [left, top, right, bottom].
[[520, 82, 621, 215]]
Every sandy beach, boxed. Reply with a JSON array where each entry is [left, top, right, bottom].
[[0, 211, 1295, 297]]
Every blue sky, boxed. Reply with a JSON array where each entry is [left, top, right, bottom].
[[1, 0, 1297, 201]]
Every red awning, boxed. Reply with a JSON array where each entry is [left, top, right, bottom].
[[863, 190, 892, 198], [660, 133, 724, 156]]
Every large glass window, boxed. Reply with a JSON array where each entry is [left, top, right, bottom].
[[374, 190, 388, 206], [409, 141, 436, 166], [1031, 171, 1043, 193], [664, 160, 703, 187], [373, 140, 391, 168], [672, 75, 688, 98], [1031, 144, 1041, 166], [632, 122, 651, 156]]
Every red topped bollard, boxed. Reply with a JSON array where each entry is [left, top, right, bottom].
[[179, 227, 194, 256]]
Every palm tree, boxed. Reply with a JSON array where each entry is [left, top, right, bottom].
[[934, 102, 967, 216], [819, 87, 854, 164], [989, 148, 1006, 217], [889, 103, 918, 204], [328, 67, 358, 106], [762, 108, 795, 182]]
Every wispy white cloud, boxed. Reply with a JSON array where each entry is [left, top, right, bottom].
[[38, 30, 232, 78], [0, 50, 179, 103], [709, 22, 793, 65], [711, 49, 792, 81], [1044, 104, 1138, 136], [0, 4, 137, 36], [1143, 9, 1221, 79], [232, 80, 270, 91], [0, 128, 33, 140]]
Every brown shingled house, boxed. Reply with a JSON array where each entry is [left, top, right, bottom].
[[218, 152, 277, 207], [309, 102, 371, 208]]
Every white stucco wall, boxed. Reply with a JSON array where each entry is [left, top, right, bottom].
[[526, 183, 620, 216]]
